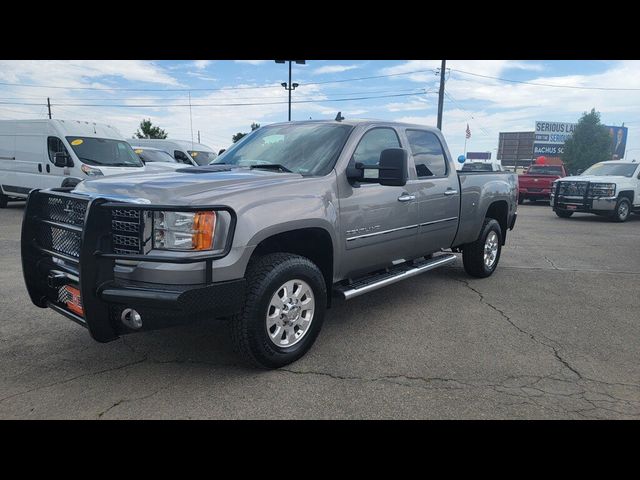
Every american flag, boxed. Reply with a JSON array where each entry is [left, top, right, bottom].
[[466, 124, 471, 139]]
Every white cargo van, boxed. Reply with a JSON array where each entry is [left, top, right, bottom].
[[130, 138, 217, 166], [0, 119, 145, 207]]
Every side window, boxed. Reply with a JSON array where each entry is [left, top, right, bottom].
[[47, 137, 69, 163], [406, 130, 448, 177], [352, 128, 400, 167], [174, 150, 190, 163]]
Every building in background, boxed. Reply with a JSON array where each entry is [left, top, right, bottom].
[[497, 131, 535, 171]]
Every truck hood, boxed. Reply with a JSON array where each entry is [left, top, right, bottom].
[[73, 165, 305, 204]]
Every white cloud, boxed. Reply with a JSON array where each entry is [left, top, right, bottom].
[[312, 64, 360, 75], [192, 60, 212, 70], [235, 60, 269, 66]]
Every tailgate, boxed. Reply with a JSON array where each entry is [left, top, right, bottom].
[[519, 175, 557, 189]]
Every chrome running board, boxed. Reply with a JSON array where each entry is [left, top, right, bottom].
[[334, 253, 457, 300]]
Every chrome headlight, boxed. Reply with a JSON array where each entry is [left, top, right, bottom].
[[153, 211, 216, 250], [590, 183, 616, 197]]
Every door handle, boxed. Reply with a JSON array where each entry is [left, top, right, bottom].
[[444, 190, 458, 196], [38, 164, 42, 173], [46, 164, 50, 173], [398, 194, 416, 202]]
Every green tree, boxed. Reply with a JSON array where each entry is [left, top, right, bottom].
[[232, 122, 260, 143], [561, 109, 611, 173], [135, 119, 168, 139]]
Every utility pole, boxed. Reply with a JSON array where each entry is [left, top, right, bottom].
[[275, 60, 306, 121], [47, 97, 52, 119], [436, 60, 446, 130]]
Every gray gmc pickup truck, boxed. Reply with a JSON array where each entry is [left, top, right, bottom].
[[21, 120, 518, 368]]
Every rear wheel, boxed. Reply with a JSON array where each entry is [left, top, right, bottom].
[[517, 196, 524, 205], [230, 253, 327, 369], [0, 193, 7, 209], [611, 198, 631, 222], [555, 210, 574, 218], [462, 218, 502, 278]]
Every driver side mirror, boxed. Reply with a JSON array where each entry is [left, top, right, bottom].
[[346, 148, 409, 187], [53, 152, 73, 168]]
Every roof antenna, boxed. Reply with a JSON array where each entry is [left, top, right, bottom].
[[335, 111, 344, 122]]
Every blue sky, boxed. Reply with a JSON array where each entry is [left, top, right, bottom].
[[0, 60, 637, 159]]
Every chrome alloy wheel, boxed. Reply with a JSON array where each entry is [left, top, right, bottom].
[[618, 201, 629, 220], [484, 231, 499, 269], [266, 279, 315, 348]]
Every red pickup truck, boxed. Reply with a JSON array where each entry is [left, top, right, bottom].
[[518, 164, 567, 204]]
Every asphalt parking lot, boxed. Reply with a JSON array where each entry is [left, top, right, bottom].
[[1, 201, 639, 419]]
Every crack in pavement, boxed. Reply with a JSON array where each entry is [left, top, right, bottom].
[[97, 388, 164, 419], [454, 277, 584, 379], [543, 256, 560, 270]]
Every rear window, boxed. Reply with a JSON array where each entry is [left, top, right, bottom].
[[527, 166, 563, 175], [66, 137, 143, 168], [462, 163, 493, 172]]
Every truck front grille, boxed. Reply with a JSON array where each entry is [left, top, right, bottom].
[[111, 209, 149, 255], [557, 181, 589, 196], [33, 194, 89, 259]]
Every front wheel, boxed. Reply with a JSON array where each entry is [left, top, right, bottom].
[[555, 210, 574, 218], [462, 218, 502, 278], [230, 253, 327, 369], [611, 198, 631, 222]]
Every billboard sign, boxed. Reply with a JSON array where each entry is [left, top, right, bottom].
[[534, 121, 628, 159]]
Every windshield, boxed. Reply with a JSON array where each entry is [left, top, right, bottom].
[[133, 148, 176, 163], [581, 163, 638, 177], [66, 137, 143, 168], [462, 163, 493, 171], [212, 123, 354, 176], [188, 150, 217, 166], [527, 166, 563, 175]]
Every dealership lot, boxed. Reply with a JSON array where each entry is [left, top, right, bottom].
[[1, 202, 639, 419]]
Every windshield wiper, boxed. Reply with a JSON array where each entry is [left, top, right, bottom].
[[249, 163, 292, 173]]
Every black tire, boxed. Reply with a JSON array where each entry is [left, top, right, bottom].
[[555, 210, 574, 218], [462, 218, 502, 278], [611, 198, 631, 223], [230, 253, 327, 369], [517, 196, 524, 205], [0, 194, 7, 209]]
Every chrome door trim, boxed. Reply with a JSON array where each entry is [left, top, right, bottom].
[[346, 223, 419, 242], [419, 216, 458, 227]]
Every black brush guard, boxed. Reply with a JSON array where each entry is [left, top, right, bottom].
[[21, 188, 244, 342]]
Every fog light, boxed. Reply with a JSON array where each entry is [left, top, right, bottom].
[[121, 308, 142, 329]]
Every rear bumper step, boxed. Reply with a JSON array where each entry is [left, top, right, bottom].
[[334, 253, 457, 300]]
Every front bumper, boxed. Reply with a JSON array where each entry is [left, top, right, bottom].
[[551, 193, 617, 213], [21, 189, 244, 342]]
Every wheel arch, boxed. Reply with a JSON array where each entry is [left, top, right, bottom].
[[484, 200, 509, 244]]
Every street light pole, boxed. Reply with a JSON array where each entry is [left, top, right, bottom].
[[276, 60, 306, 121]]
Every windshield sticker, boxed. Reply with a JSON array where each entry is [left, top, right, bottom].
[[191, 151, 198, 157], [134, 149, 143, 154], [71, 139, 84, 146]]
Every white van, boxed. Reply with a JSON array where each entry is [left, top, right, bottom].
[[129, 145, 187, 173], [0, 119, 145, 207], [130, 138, 217, 166]]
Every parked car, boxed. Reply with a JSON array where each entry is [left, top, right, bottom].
[[21, 120, 518, 368], [130, 145, 187, 173], [0, 119, 144, 208], [518, 164, 567, 204], [551, 160, 640, 222], [130, 138, 217, 166]]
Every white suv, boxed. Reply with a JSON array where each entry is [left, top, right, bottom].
[[550, 160, 640, 222]]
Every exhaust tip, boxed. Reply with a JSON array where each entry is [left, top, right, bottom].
[[121, 308, 142, 329]]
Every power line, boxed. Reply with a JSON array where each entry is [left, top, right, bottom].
[[451, 68, 640, 91], [0, 69, 437, 93], [443, 92, 493, 137], [0, 91, 428, 108]]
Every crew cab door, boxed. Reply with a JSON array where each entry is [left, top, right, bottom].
[[337, 126, 419, 279], [402, 128, 459, 254]]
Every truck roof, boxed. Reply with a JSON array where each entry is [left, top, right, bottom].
[[133, 138, 215, 152], [266, 119, 441, 132]]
